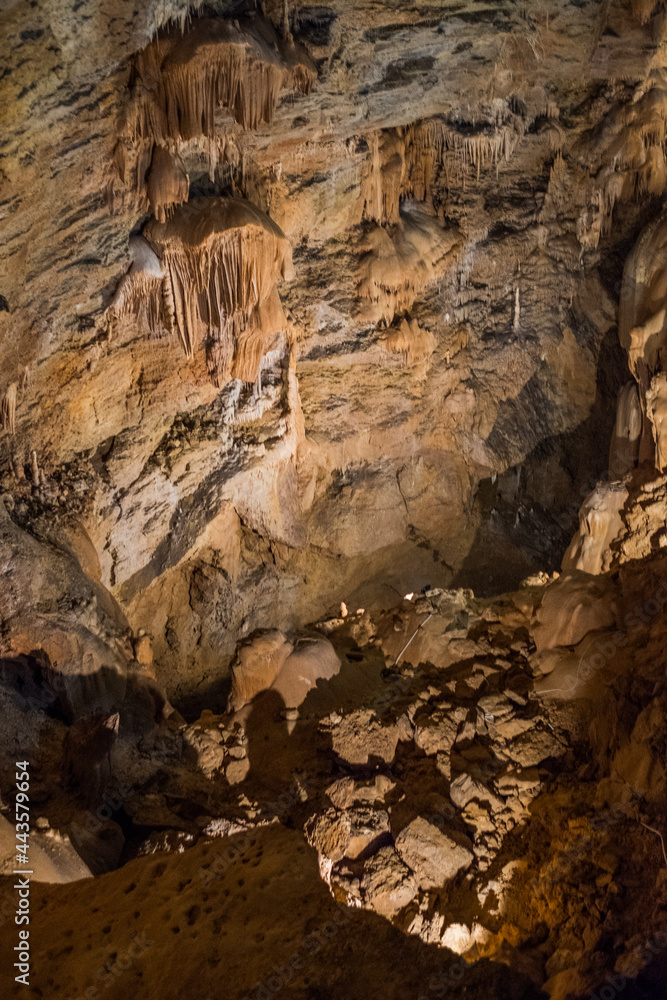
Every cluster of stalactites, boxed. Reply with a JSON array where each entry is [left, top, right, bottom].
[[128, 15, 316, 142], [377, 318, 437, 365], [361, 131, 408, 226], [571, 81, 667, 251], [360, 118, 523, 226], [113, 14, 314, 219], [356, 202, 461, 328], [108, 235, 167, 335], [141, 196, 294, 385]]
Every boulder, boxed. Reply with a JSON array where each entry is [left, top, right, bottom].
[[394, 816, 473, 889]]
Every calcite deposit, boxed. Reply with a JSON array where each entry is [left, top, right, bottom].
[[2, 1, 667, 999]]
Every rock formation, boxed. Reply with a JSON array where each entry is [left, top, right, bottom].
[[141, 194, 294, 381], [4, 2, 667, 1000]]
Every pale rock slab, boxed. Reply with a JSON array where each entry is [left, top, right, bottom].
[[394, 816, 473, 889]]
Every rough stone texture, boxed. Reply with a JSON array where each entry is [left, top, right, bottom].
[[1, 514, 667, 998], [395, 815, 473, 888], [5, 3, 667, 1000], [3, 0, 659, 705]]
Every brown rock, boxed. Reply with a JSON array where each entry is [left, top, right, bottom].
[[361, 847, 418, 917], [394, 817, 473, 889]]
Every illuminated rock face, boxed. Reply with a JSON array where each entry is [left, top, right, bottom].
[[3, 0, 651, 695], [564, 206, 667, 576], [142, 195, 294, 383], [6, 7, 667, 995]]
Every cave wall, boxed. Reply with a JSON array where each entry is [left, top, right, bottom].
[[2, 0, 666, 702]]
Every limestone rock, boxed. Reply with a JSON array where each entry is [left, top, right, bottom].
[[228, 630, 294, 712], [181, 721, 227, 778], [331, 709, 401, 765], [361, 846, 418, 918], [270, 635, 342, 709], [562, 483, 629, 577], [306, 806, 390, 862], [532, 571, 617, 653], [0, 814, 92, 884], [394, 817, 473, 889]]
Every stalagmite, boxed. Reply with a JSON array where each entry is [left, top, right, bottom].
[[108, 236, 166, 334], [30, 449, 40, 487], [145, 145, 189, 222], [646, 372, 667, 472], [513, 286, 520, 333], [143, 196, 294, 383], [609, 381, 642, 478], [0, 382, 17, 435], [561, 483, 629, 576]]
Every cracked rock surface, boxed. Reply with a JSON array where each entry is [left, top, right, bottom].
[[3, 2, 667, 999]]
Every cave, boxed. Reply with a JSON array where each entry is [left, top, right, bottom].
[[2, 2, 667, 999]]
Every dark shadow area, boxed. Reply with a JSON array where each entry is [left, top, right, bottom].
[[174, 672, 232, 721], [0, 651, 71, 720], [453, 321, 627, 595], [574, 950, 667, 1000], [243, 689, 317, 794], [0, 821, 547, 1000], [298, 636, 388, 718], [0, 647, 168, 729]]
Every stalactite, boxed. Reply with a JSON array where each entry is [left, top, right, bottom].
[[357, 202, 460, 327], [108, 236, 166, 335], [0, 382, 17, 435], [378, 318, 436, 364], [617, 210, 667, 473], [416, 121, 523, 189], [144, 196, 293, 385], [360, 117, 522, 226], [146, 145, 190, 222], [128, 15, 316, 143], [636, 144, 667, 197], [609, 381, 642, 478], [549, 151, 566, 183], [114, 14, 315, 207], [633, 86, 667, 145], [455, 128, 520, 180], [361, 130, 407, 225], [631, 0, 662, 24], [582, 85, 667, 242]]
